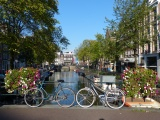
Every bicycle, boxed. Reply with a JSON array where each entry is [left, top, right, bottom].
[[24, 79, 75, 108], [76, 73, 125, 109]]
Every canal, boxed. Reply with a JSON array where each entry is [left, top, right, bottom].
[[45, 71, 82, 92], [42, 71, 84, 106], [44, 71, 102, 106]]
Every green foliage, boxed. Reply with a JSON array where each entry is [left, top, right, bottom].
[[5, 67, 41, 94], [122, 67, 158, 98], [105, 0, 152, 67], [76, 40, 97, 62], [0, 0, 69, 68]]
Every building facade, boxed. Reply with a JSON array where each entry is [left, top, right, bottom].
[[120, 0, 160, 76], [0, 44, 10, 73], [137, 0, 159, 71], [63, 51, 74, 65], [54, 51, 74, 66]]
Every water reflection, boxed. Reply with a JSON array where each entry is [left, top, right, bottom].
[[51, 71, 80, 92], [44, 71, 80, 105], [45, 71, 102, 106]]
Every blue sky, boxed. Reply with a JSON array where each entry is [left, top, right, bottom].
[[55, 0, 115, 52]]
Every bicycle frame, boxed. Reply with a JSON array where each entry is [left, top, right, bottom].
[[38, 81, 63, 101], [85, 78, 108, 102], [76, 73, 126, 109], [84, 75, 116, 105], [89, 82, 100, 97]]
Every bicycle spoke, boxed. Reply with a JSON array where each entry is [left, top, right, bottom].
[[105, 88, 125, 109], [56, 88, 75, 108], [76, 88, 95, 108], [24, 88, 44, 107]]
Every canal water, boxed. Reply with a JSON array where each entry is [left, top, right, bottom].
[[46, 71, 82, 92], [44, 71, 84, 106], [44, 71, 102, 106]]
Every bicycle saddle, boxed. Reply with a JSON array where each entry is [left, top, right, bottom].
[[57, 79, 64, 83]]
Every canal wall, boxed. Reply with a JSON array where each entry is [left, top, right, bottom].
[[61, 66, 76, 72], [70, 66, 76, 71]]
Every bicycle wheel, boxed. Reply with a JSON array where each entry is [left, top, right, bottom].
[[56, 88, 75, 108], [24, 88, 44, 107], [76, 88, 96, 108], [105, 88, 125, 109]]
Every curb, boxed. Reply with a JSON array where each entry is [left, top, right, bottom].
[[124, 98, 160, 109]]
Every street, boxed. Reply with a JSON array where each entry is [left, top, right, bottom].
[[0, 105, 160, 120]]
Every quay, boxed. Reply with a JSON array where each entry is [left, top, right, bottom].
[[0, 104, 160, 120]]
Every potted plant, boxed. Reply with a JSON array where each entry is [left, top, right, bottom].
[[122, 67, 159, 102], [4, 67, 41, 95]]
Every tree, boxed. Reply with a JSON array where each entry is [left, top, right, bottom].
[[76, 34, 118, 71], [0, 0, 69, 69], [106, 0, 152, 67], [95, 33, 119, 71], [76, 40, 91, 62], [75, 40, 98, 70]]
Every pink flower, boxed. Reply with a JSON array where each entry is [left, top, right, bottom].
[[22, 85, 26, 89]]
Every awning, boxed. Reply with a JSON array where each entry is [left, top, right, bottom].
[[124, 58, 135, 63], [119, 58, 135, 63]]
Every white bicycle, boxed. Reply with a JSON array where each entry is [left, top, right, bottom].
[[76, 73, 125, 109]]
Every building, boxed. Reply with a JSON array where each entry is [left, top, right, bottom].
[[54, 51, 64, 65], [0, 44, 10, 73], [119, 0, 160, 77], [119, 0, 160, 71], [63, 51, 74, 65], [105, 0, 160, 74], [54, 51, 74, 66], [136, 0, 159, 71]]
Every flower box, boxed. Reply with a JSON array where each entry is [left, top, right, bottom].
[[4, 67, 41, 95]]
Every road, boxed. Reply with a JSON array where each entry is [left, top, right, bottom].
[[0, 105, 160, 120]]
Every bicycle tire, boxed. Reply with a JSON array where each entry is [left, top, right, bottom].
[[24, 88, 44, 107], [76, 87, 96, 108], [105, 88, 125, 109], [56, 88, 75, 108]]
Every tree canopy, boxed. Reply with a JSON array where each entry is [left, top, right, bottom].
[[0, 0, 70, 68], [76, 0, 153, 70], [106, 0, 152, 67]]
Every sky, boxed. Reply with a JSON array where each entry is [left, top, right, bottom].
[[55, 0, 115, 52]]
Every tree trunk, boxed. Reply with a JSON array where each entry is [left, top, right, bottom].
[[10, 51, 15, 69], [134, 48, 138, 68]]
